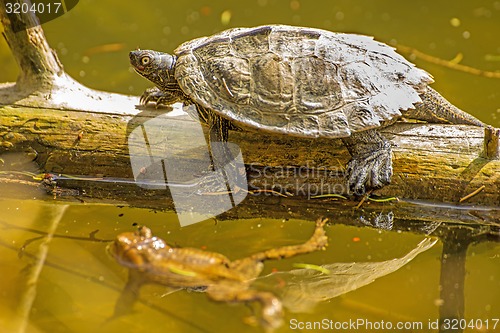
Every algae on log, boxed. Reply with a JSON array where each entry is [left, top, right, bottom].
[[0, 3, 498, 206]]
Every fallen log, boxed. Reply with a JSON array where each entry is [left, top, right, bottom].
[[0, 104, 498, 206]]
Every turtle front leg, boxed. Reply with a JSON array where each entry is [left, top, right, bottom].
[[206, 111, 244, 170], [139, 87, 183, 107], [194, 111, 244, 194], [342, 129, 393, 194]]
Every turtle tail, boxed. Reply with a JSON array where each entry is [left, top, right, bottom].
[[403, 87, 484, 127]]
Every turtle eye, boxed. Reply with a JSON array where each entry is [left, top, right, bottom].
[[141, 56, 151, 66]]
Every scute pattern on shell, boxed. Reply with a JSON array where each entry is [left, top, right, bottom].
[[174, 25, 433, 138]]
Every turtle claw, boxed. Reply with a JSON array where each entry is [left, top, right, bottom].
[[346, 146, 393, 195], [139, 87, 171, 107], [342, 129, 393, 195]]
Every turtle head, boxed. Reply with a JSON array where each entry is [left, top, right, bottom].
[[129, 49, 177, 89]]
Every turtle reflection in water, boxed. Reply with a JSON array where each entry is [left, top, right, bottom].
[[130, 24, 483, 194], [108, 218, 328, 328]]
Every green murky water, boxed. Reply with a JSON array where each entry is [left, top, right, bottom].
[[0, 198, 499, 333], [1, 1, 500, 332]]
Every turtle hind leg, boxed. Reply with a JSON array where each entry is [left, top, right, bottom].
[[342, 129, 393, 194]]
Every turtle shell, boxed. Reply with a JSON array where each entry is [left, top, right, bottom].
[[173, 25, 433, 138]]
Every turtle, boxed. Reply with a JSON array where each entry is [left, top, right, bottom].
[[129, 24, 483, 194]]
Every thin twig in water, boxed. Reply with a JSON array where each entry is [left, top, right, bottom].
[[248, 188, 289, 197], [311, 193, 348, 200], [367, 196, 399, 203], [459, 185, 486, 203], [355, 190, 373, 209], [395, 43, 500, 79]]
